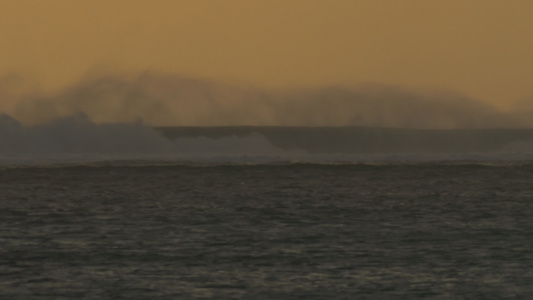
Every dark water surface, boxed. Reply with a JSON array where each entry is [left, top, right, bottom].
[[1, 163, 533, 299]]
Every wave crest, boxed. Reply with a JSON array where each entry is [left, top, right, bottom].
[[2, 114, 533, 165]]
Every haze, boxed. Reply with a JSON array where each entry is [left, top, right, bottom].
[[2, 0, 533, 126]]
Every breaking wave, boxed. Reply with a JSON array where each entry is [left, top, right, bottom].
[[0, 114, 290, 165], [2, 114, 533, 165]]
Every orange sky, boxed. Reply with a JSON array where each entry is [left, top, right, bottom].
[[1, 0, 533, 107]]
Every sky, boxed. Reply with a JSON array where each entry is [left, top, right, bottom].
[[1, 0, 533, 126]]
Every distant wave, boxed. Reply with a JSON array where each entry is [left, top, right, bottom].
[[0, 114, 292, 165], [2, 114, 533, 165], [156, 126, 533, 154]]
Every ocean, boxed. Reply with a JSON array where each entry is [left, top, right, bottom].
[[1, 162, 533, 299], [1, 121, 533, 298]]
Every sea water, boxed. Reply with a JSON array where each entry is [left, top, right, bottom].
[[1, 162, 533, 299]]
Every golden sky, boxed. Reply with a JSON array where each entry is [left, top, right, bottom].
[[2, 0, 533, 107]]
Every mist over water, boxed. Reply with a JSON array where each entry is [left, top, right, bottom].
[[2, 71, 533, 164], [1, 71, 532, 128]]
